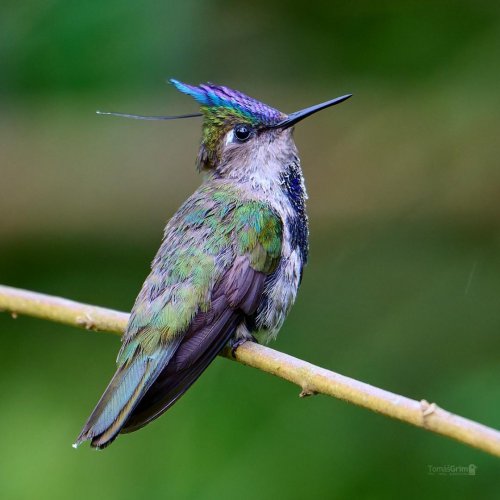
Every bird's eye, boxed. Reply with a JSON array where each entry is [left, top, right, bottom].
[[234, 124, 252, 142]]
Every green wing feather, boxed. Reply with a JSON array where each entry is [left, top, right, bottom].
[[234, 202, 282, 273], [119, 185, 282, 362]]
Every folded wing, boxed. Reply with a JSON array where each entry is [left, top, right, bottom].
[[74, 188, 282, 449]]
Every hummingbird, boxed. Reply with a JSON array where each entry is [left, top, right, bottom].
[[74, 80, 351, 449]]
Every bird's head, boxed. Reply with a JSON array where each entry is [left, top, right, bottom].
[[171, 79, 351, 172]]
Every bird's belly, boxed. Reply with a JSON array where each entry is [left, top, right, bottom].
[[254, 244, 303, 343]]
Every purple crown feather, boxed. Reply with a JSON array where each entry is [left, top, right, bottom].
[[170, 79, 285, 126]]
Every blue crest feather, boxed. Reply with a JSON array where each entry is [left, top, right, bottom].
[[170, 79, 284, 126]]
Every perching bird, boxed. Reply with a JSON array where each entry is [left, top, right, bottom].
[[74, 80, 351, 449]]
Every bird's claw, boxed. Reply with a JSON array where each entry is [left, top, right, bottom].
[[230, 335, 257, 358]]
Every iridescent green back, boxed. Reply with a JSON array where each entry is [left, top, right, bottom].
[[118, 183, 282, 363]]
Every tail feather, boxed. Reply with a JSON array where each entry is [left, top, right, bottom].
[[89, 366, 150, 449], [122, 308, 241, 433], [73, 346, 178, 449]]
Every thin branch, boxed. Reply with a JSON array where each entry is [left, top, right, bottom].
[[1, 284, 499, 458]]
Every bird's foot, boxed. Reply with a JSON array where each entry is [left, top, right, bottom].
[[230, 335, 258, 358]]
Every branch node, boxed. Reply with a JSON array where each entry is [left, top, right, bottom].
[[420, 399, 438, 426], [76, 313, 96, 331], [299, 387, 317, 398]]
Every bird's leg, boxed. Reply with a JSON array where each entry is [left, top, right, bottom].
[[230, 323, 258, 357]]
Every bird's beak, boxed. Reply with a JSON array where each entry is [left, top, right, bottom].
[[272, 94, 352, 130]]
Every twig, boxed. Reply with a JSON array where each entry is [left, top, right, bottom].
[[1, 283, 499, 457]]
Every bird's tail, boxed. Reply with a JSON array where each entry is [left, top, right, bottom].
[[73, 348, 175, 449]]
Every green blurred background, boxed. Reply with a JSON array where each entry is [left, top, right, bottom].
[[1, 1, 500, 498]]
